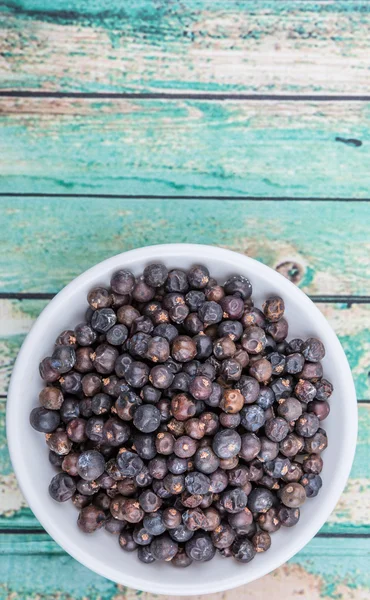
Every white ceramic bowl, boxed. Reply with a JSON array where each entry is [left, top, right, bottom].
[[7, 244, 357, 595]]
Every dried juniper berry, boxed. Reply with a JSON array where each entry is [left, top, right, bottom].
[[231, 537, 256, 563], [49, 472, 76, 502], [78, 505, 106, 533], [171, 548, 192, 568], [308, 400, 330, 421], [263, 296, 285, 322], [236, 375, 260, 404], [252, 530, 271, 553], [303, 454, 323, 475], [256, 386, 275, 410], [299, 361, 323, 381], [239, 432, 261, 461], [295, 412, 320, 438], [220, 295, 244, 320], [277, 397, 302, 422], [30, 407, 60, 433], [240, 405, 265, 433], [138, 546, 156, 564], [265, 417, 290, 443], [143, 263, 168, 288], [171, 336, 197, 363], [174, 436, 197, 458], [150, 534, 178, 561], [304, 429, 328, 453], [212, 429, 241, 459], [219, 412, 241, 429], [117, 449, 144, 477], [188, 265, 210, 289], [166, 269, 189, 293], [278, 505, 300, 527], [249, 358, 272, 383], [279, 433, 304, 458], [224, 275, 252, 300], [185, 532, 215, 562], [300, 473, 323, 497], [257, 507, 281, 533], [149, 364, 174, 389], [156, 431, 175, 455]]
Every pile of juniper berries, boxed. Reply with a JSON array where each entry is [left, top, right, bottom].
[[30, 263, 331, 566]]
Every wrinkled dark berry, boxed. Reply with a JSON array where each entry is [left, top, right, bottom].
[[221, 488, 248, 513], [220, 389, 244, 414], [252, 530, 271, 553], [279, 434, 304, 458], [30, 407, 60, 433], [300, 473, 323, 497], [265, 318, 289, 342], [265, 417, 290, 442], [232, 537, 256, 563], [188, 265, 210, 289], [308, 400, 330, 421], [185, 532, 215, 562], [49, 472, 76, 502], [249, 358, 272, 383], [248, 487, 274, 513], [295, 379, 317, 403], [304, 429, 328, 453], [277, 397, 302, 422], [174, 436, 197, 458], [299, 361, 323, 381], [212, 429, 241, 459], [150, 534, 178, 561], [258, 437, 279, 462], [239, 432, 261, 461], [220, 358, 242, 381], [257, 507, 281, 533], [166, 269, 189, 293], [280, 483, 306, 507], [199, 301, 223, 326], [78, 505, 106, 533], [263, 296, 285, 322], [256, 386, 275, 410], [278, 505, 300, 527], [296, 412, 320, 438], [302, 337, 325, 363], [74, 323, 97, 347], [240, 405, 265, 432], [315, 378, 333, 401], [224, 275, 252, 300], [117, 450, 144, 477]]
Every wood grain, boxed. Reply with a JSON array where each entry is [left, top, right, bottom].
[[0, 535, 368, 599], [1, 298, 369, 533], [1, 1, 370, 95], [1, 299, 370, 399], [1, 98, 369, 197], [1, 197, 370, 295]]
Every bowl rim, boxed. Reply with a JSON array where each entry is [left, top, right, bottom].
[[6, 243, 358, 595]]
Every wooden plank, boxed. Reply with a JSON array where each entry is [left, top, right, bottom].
[[1, 1, 370, 95], [0, 534, 368, 599], [1, 298, 369, 533], [1, 98, 369, 197], [1, 299, 370, 399], [1, 197, 370, 294]]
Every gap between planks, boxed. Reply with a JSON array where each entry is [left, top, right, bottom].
[[2, 194, 370, 202], [2, 92, 370, 102], [1, 293, 370, 304]]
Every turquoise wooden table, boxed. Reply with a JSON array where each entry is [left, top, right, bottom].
[[0, 1, 369, 598]]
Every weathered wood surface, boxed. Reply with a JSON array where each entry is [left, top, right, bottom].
[[1, 298, 370, 398], [0, 535, 368, 599], [1, 197, 370, 295], [0, 298, 369, 533], [1, 1, 370, 95], [0, 99, 369, 197]]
